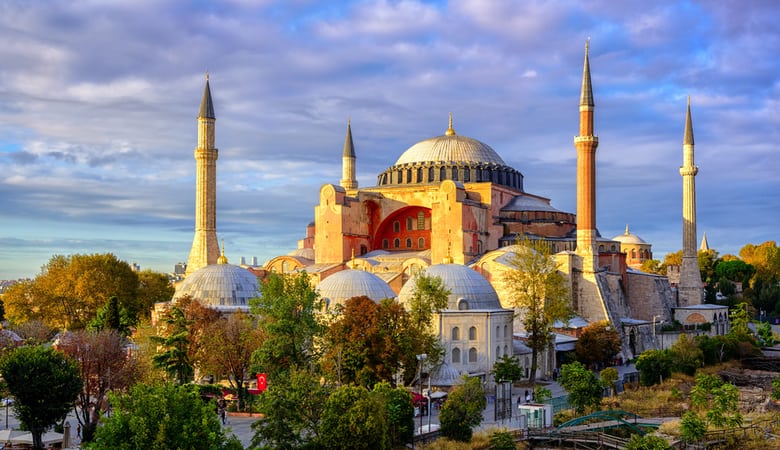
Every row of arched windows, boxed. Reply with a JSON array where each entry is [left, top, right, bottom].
[[378, 164, 522, 189], [451, 326, 478, 341], [382, 237, 426, 249]]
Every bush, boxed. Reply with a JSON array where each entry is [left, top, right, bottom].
[[625, 433, 673, 450], [488, 430, 517, 450], [635, 350, 673, 386], [680, 411, 706, 443]]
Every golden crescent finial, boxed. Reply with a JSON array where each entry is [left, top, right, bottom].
[[445, 112, 455, 136], [217, 239, 228, 264], [350, 249, 356, 269]]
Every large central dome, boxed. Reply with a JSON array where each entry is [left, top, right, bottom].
[[394, 134, 506, 166], [376, 116, 523, 191]]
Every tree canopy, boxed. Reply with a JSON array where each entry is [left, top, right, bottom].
[[0, 346, 83, 450], [558, 361, 603, 414], [439, 375, 486, 442], [504, 238, 572, 384], [574, 321, 621, 368]]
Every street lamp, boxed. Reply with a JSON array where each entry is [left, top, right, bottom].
[[416, 353, 427, 434]]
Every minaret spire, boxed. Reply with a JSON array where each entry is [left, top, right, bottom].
[[340, 118, 358, 190], [678, 96, 703, 305], [186, 74, 220, 275], [574, 40, 599, 271]]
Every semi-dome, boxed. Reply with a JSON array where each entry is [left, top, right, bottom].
[[612, 225, 647, 245], [173, 262, 259, 310], [317, 269, 396, 311], [398, 263, 502, 310], [376, 116, 523, 191]]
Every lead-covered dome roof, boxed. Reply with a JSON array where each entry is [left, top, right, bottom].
[[317, 269, 396, 311], [173, 262, 259, 309], [398, 263, 503, 310], [376, 116, 523, 191], [612, 225, 648, 245]]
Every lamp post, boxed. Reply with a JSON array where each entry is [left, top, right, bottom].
[[416, 353, 427, 434]]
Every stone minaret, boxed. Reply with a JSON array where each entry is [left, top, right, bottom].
[[186, 74, 220, 275], [340, 118, 357, 190], [678, 96, 703, 305], [574, 41, 599, 272]]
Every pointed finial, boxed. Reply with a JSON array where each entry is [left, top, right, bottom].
[[625, 224, 630, 235], [580, 39, 594, 107], [445, 112, 456, 136], [350, 248, 356, 269], [217, 239, 228, 264], [684, 96, 694, 146], [206, 71, 209, 82]]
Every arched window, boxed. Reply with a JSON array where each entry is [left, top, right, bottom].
[[631, 249, 636, 259], [452, 348, 461, 364], [469, 348, 477, 363], [598, 244, 605, 252], [393, 221, 400, 233], [451, 327, 460, 340], [504, 345, 509, 356], [464, 167, 470, 182], [428, 167, 434, 182], [504, 324, 508, 338], [393, 238, 400, 248], [440, 167, 446, 181], [418, 237, 425, 248], [382, 239, 389, 249], [469, 326, 477, 340], [416, 168, 423, 183], [452, 167, 458, 181], [496, 325, 500, 338], [496, 346, 500, 357], [406, 217, 413, 230], [417, 211, 425, 230], [405, 238, 412, 248], [406, 169, 412, 183]]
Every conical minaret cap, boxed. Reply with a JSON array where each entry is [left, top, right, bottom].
[[199, 73, 216, 119], [684, 96, 694, 146], [343, 118, 355, 158], [580, 40, 595, 107]]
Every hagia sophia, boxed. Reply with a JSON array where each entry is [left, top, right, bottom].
[[167, 43, 729, 387]]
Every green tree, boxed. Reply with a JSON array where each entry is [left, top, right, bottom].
[[318, 384, 390, 450], [639, 259, 664, 275], [635, 349, 673, 386], [715, 260, 755, 287], [136, 270, 175, 319], [150, 305, 194, 385], [372, 382, 414, 448], [679, 411, 707, 443], [57, 330, 142, 442], [201, 311, 264, 410], [87, 383, 242, 450], [250, 272, 323, 381], [488, 430, 517, 450], [88, 295, 135, 336], [491, 355, 524, 383], [407, 272, 450, 328], [504, 238, 572, 384], [0, 346, 83, 450], [439, 376, 486, 442], [558, 361, 603, 414], [3, 253, 139, 329], [600, 367, 618, 397], [574, 321, 621, 368], [251, 367, 331, 450], [668, 334, 703, 376], [690, 373, 742, 428], [625, 433, 672, 450], [756, 321, 775, 347]]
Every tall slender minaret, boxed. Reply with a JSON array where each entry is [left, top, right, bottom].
[[340, 118, 357, 190], [678, 96, 703, 305], [186, 74, 220, 275], [574, 40, 599, 271]]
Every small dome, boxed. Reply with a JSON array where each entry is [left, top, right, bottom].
[[612, 225, 647, 245], [287, 248, 315, 260], [398, 263, 502, 310], [317, 269, 396, 310], [174, 264, 259, 309]]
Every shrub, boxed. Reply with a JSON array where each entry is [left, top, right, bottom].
[[488, 430, 517, 450]]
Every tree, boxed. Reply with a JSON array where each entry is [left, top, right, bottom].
[[625, 433, 673, 450], [250, 272, 323, 381], [136, 270, 175, 319], [689, 373, 742, 428], [57, 329, 142, 442], [574, 321, 621, 368], [201, 311, 264, 411], [635, 349, 673, 386], [88, 295, 134, 336], [251, 367, 331, 449], [318, 384, 390, 450], [491, 355, 524, 383], [668, 334, 703, 376], [0, 346, 82, 450], [640, 259, 664, 275], [87, 383, 243, 450], [715, 260, 755, 287], [558, 361, 603, 414], [489, 430, 517, 450], [600, 367, 618, 397], [9, 320, 55, 345], [372, 382, 414, 448], [439, 375, 486, 442], [679, 411, 707, 443], [3, 253, 139, 329], [504, 238, 572, 384], [407, 272, 449, 329], [150, 305, 194, 385]]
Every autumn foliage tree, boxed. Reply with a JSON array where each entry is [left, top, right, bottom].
[[57, 329, 142, 442], [574, 321, 621, 368]]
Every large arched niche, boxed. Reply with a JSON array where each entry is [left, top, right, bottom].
[[373, 206, 432, 251]]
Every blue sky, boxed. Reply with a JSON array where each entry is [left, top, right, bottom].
[[0, 0, 778, 279]]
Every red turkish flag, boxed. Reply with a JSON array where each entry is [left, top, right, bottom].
[[256, 373, 267, 392]]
